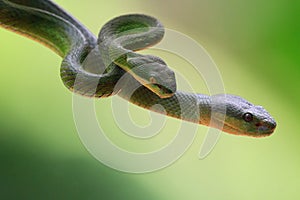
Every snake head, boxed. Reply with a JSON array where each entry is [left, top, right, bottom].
[[127, 55, 176, 98], [211, 94, 277, 137]]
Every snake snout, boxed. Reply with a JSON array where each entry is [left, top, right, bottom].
[[257, 118, 277, 134], [148, 66, 176, 98]]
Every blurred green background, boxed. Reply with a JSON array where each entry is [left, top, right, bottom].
[[0, 0, 299, 199]]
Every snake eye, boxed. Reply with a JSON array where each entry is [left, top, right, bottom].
[[243, 113, 253, 122]]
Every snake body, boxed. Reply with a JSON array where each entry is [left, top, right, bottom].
[[0, 0, 276, 137]]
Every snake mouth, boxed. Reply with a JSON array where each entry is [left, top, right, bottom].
[[151, 84, 174, 98], [257, 126, 275, 136], [221, 121, 274, 137]]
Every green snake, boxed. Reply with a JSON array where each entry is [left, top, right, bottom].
[[0, 0, 276, 137]]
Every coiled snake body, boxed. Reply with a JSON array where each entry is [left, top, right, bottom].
[[0, 0, 276, 137]]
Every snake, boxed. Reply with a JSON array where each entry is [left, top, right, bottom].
[[0, 0, 276, 137]]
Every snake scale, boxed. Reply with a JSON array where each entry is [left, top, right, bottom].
[[0, 0, 276, 137]]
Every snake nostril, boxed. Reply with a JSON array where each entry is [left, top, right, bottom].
[[255, 123, 261, 127]]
